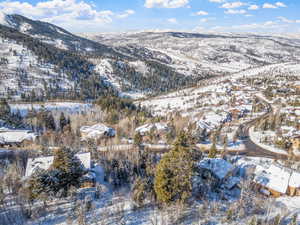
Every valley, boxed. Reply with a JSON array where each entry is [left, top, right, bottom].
[[0, 12, 299, 225]]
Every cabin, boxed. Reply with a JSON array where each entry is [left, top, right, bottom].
[[197, 158, 234, 180], [0, 128, 36, 147], [80, 123, 116, 141], [25, 152, 91, 176]]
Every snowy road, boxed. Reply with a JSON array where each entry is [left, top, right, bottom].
[[241, 96, 289, 160]]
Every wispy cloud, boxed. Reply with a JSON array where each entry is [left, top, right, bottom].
[[208, 0, 225, 3], [144, 0, 189, 8], [195, 10, 209, 16], [167, 18, 178, 23], [278, 16, 300, 23], [248, 5, 259, 10], [225, 9, 247, 14], [116, 9, 135, 19], [221, 2, 245, 9], [263, 2, 287, 9]]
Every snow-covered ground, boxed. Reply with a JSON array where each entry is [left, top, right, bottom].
[[88, 32, 300, 77], [249, 127, 288, 155], [0, 37, 74, 97], [9, 102, 92, 117]]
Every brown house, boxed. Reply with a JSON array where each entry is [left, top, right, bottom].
[[254, 164, 300, 197]]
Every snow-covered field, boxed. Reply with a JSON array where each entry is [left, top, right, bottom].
[[9, 102, 92, 117]]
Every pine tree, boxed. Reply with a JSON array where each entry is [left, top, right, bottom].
[[208, 142, 217, 158], [45, 113, 56, 131], [59, 112, 68, 131], [0, 98, 11, 120], [154, 132, 196, 205], [51, 147, 86, 192]]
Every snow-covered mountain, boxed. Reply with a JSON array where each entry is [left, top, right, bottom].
[[85, 31, 300, 75], [1, 13, 300, 100], [0, 14, 198, 99], [0, 13, 115, 54]]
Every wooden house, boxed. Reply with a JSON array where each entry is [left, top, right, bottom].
[[254, 163, 300, 197], [253, 164, 290, 197]]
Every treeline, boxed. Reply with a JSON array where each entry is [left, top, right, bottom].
[[95, 96, 151, 124], [111, 60, 201, 94]]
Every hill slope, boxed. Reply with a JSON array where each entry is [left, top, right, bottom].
[[0, 14, 202, 100], [85, 31, 300, 76]]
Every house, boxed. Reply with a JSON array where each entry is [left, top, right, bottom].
[[196, 158, 239, 190], [253, 163, 300, 197], [0, 128, 36, 147], [25, 152, 91, 177], [135, 122, 170, 142], [80, 123, 115, 140], [254, 164, 290, 197], [25, 152, 95, 188], [135, 123, 169, 136], [197, 158, 234, 181]]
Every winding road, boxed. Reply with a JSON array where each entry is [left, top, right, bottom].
[[241, 95, 288, 160]]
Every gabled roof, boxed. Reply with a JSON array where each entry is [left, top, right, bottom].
[[198, 158, 234, 180], [135, 122, 169, 134], [0, 128, 36, 144], [254, 164, 291, 194], [80, 123, 115, 139], [25, 152, 91, 177]]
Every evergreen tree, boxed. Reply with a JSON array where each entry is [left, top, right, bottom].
[[59, 112, 68, 131], [154, 131, 198, 205], [27, 147, 87, 197], [0, 98, 11, 120], [44, 112, 56, 131]]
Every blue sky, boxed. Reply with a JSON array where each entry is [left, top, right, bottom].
[[0, 0, 299, 33]]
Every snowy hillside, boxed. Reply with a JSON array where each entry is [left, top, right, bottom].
[[1, 13, 300, 100], [86, 31, 300, 76], [0, 14, 201, 99], [0, 37, 74, 98]]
